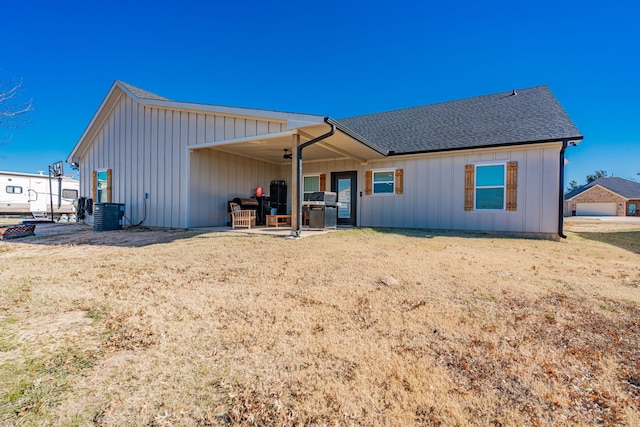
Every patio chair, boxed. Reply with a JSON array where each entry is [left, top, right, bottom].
[[229, 202, 256, 229]]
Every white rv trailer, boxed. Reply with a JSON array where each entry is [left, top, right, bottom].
[[0, 171, 79, 218]]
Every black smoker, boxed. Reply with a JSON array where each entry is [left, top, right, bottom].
[[270, 180, 287, 215], [307, 191, 337, 229]]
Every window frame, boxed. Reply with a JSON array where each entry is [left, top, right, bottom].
[[371, 169, 396, 195], [302, 174, 321, 201], [94, 169, 111, 203], [6, 185, 23, 194], [474, 162, 507, 211], [62, 188, 79, 199]]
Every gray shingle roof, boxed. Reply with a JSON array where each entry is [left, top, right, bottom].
[[335, 86, 583, 154], [118, 81, 171, 101], [565, 177, 640, 200]]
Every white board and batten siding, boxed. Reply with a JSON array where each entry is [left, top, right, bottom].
[[302, 142, 562, 235], [361, 144, 561, 234], [78, 91, 286, 228]]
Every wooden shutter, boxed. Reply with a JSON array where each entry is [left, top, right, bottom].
[[365, 170, 372, 195], [506, 161, 517, 211], [319, 174, 326, 192], [464, 164, 474, 211], [395, 169, 403, 194], [106, 169, 113, 203], [92, 170, 97, 202]]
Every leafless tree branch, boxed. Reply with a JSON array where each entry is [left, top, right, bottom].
[[0, 78, 34, 142]]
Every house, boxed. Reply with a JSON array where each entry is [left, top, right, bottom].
[[564, 177, 640, 216], [67, 81, 583, 238]]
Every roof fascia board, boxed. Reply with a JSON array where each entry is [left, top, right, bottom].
[[297, 129, 384, 162], [566, 184, 628, 201], [369, 141, 565, 163], [67, 81, 124, 163], [135, 98, 325, 126], [186, 130, 297, 150], [387, 137, 583, 157]]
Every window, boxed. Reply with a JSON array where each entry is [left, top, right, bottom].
[[303, 175, 320, 201], [373, 170, 395, 194], [475, 164, 505, 210], [6, 186, 23, 194], [364, 169, 404, 195], [465, 162, 517, 211], [629, 203, 637, 216], [92, 169, 112, 203], [62, 189, 78, 199]]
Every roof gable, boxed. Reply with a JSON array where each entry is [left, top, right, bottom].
[[67, 80, 327, 163], [335, 86, 583, 154], [566, 177, 640, 200], [118, 81, 171, 101]]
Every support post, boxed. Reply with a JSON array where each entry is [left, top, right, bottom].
[[48, 165, 54, 220], [290, 133, 301, 237]]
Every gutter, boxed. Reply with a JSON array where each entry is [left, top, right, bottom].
[[558, 140, 569, 239], [291, 117, 335, 237], [385, 136, 584, 157]]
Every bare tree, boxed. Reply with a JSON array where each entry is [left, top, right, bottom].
[[0, 78, 33, 143]]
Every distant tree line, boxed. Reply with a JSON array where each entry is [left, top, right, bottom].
[[567, 170, 610, 193]]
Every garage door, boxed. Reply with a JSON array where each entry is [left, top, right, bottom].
[[576, 202, 617, 216]]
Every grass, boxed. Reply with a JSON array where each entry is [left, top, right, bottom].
[[0, 225, 638, 425], [575, 230, 640, 254]]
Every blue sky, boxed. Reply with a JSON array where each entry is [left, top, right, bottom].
[[2, 0, 639, 186]]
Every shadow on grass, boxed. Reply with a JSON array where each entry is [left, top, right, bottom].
[[0, 223, 259, 248], [573, 230, 640, 254], [350, 227, 550, 240]]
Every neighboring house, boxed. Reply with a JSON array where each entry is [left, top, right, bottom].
[[564, 177, 640, 216], [67, 81, 583, 238]]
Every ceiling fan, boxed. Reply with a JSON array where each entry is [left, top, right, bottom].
[[283, 149, 292, 159]]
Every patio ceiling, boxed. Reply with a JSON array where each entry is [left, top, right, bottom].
[[187, 123, 387, 165]]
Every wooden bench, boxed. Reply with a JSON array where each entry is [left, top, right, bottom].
[[266, 215, 291, 228]]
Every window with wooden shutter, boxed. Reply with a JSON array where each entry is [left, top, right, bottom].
[[506, 161, 518, 211], [464, 165, 474, 211], [395, 169, 404, 194], [319, 174, 326, 192], [365, 170, 372, 195], [94, 169, 112, 203]]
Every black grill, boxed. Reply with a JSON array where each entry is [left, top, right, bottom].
[[309, 191, 337, 206], [232, 197, 259, 209], [307, 192, 337, 229]]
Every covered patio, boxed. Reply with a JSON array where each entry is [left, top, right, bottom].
[[185, 118, 386, 236]]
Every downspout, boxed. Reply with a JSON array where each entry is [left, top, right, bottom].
[[558, 140, 568, 239], [291, 117, 335, 237]]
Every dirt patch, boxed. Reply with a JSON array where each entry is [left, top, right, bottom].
[[0, 225, 638, 425]]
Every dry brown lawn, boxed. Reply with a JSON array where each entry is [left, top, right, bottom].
[[0, 220, 639, 426]]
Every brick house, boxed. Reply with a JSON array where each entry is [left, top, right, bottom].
[[565, 177, 640, 216]]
